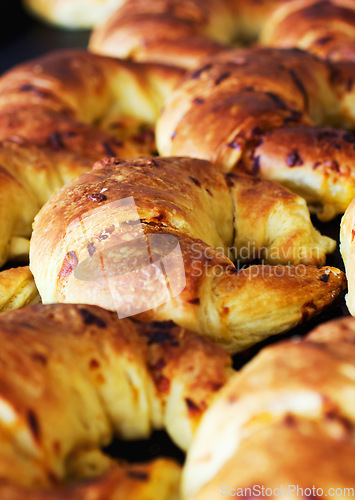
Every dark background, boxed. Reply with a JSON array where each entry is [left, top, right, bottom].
[[0, 0, 90, 73]]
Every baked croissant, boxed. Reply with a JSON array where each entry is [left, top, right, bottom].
[[23, 0, 126, 29], [30, 156, 345, 353], [156, 47, 355, 221], [261, 0, 355, 62], [0, 302, 231, 498], [183, 315, 355, 499], [89, 0, 355, 67], [24, 0, 283, 35], [90, 0, 355, 221], [0, 50, 183, 267]]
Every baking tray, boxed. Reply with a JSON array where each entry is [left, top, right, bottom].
[[0, 0, 349, 466]]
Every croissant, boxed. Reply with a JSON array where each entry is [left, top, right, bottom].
[[30, 156, 345, 353], [183, 315, 355, 499], [89, 0, 355, 221], [156, 47, 355, 221], [23, 0, 126, 28], [261, 0, 355, 62], [89, 0, 355, 67], [0, 302, 231, 498], [24, 0, 282, 35], [0, 50, 183, 267]]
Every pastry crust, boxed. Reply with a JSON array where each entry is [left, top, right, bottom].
[[0, 50, 183, 158], [252, 126, 355, 220], [0, 302, 231, 497], [183, 315, 355, 499], [90, 0, 355, 66], [156, 47, 355, 220], [0, 459, 181, 500], [30, 157, 344, 353], [0, 50, 183, 268], [90, 0, 355, 222], [23, 0, 126, 29], [89, 0, 234, 68], [0, 266, 39, 312], [262, 0, 355, 61]]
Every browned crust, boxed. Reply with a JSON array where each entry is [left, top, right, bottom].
[[0, 459, 181, 500], [192, 418, 355, 500], [184, 315, 355, 499], [262, 0, 355, 62], [250, 125, 355, 219], [87, 1, 355, 221], [89, 0, 232, 68], [0, 50, 184, 270], [0, 50, 184, 164], [30, 157, 343, 353], [90, 0, 355, 66], [0, 302, 230, 496], [156, 47, 355, 219], [157, 47, 333, 159]]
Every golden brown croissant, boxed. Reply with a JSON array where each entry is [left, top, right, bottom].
[[30, 156, 344, 353], [156, 47, 355, 221], [89, 0, 355, 67], [0, 302, 231, 498], [89, 0, 355, 221], [23, 0, 126, 28], [261, 0, 355, 62], [183, 315, 355, 499], [89, 0, 232, 68], [0, 50, 183, 157], [0, 50, 183, 267]]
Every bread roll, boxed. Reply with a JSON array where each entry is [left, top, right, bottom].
[[0, 302, 231, 497], [184, 315, 355, 499], [30, 156, 344, 353]]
